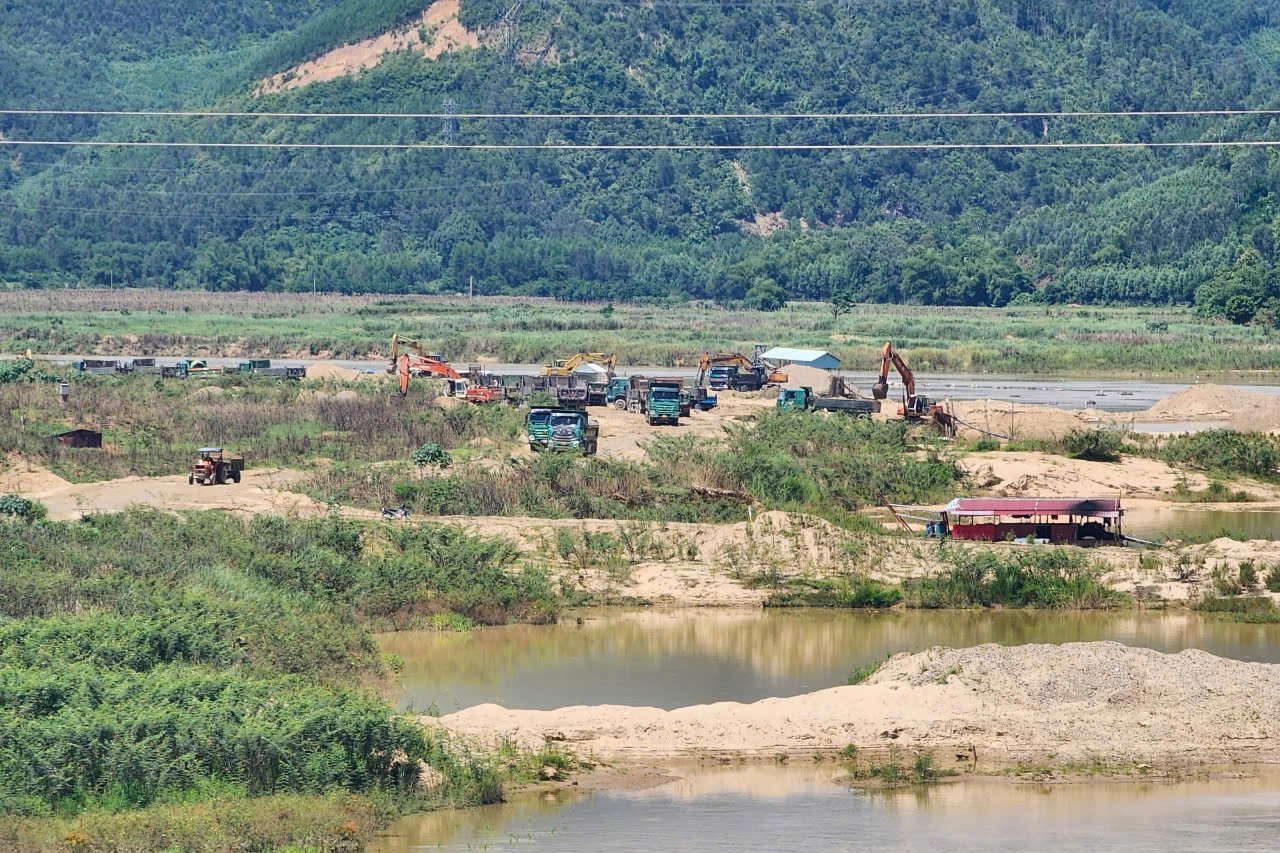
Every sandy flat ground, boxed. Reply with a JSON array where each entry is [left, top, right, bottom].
[[436, 642, 1280, 768], [0, 459, 342, 520]]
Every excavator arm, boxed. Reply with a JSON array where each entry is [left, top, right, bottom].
[[542, 352, 615, 377], [872, 340, 915, 400], [391, 333, 461, 395]]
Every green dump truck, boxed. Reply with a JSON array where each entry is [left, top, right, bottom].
[[776, 387, 877, 417], [527, 407, 600, 455], [646, 381, 682, 426]]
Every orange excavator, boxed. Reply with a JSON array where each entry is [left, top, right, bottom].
[[388, 333, 462, 396], [872, 340, 954, 434]]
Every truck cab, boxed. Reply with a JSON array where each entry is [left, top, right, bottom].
[[777, 387, 813, 411], [527, 408, 600, 455], [646, 382, 682, 426], [607, 376, 631, 407]]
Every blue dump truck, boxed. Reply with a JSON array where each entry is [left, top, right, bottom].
[[646, 380, 682, 426], [527, 407, 600, 455]]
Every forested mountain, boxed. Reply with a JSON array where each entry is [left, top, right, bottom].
[[3, 0, 1280, 316]]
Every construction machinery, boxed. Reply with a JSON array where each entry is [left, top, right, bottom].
[[696, 352, 786, 392], [388, 334, 462, 395], [872, 340, 954, 433], [189, 447, 243, 485], [527, 408, 600, 455], [541, 352, 617, 378], [777, 386, 876, 417]]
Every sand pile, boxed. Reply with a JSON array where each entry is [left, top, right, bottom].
[[436, 642, 1280, 766], [1145, 384, 1280, 430], [781, 364, 835, 391], [304, 363, 364, 381], [190, 386, 226, 400], [949, 400, 1098, 441], [0, 457, 72, 494]]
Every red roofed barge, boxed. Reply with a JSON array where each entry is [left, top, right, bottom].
[[941, 498, 1123, 545]]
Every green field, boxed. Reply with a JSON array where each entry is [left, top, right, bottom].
[[4, 289, 1280, 374]]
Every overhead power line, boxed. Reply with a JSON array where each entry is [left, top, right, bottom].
[[3, 108, 1280, 120], [1, 139, 1278, 150]]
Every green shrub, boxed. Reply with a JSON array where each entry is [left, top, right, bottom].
[[0, 509, 552, 823], [904, 546, 1125, 609], [1267, 565, 1280, 593], [1160, 431, 1280, 478], [766, 577, 903, 608], [0, 495, 46, 522], [848, 655, 890, 685], [412, 442, 452, 470], [1063, 428, 1124, 462]]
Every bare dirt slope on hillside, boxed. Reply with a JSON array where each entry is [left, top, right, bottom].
[[257, 0, 479, 94], [436, 642, 1280, 766]]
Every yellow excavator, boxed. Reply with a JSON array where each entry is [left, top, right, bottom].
[[541, 352, 617, 377], [872, 340, 954, 434]]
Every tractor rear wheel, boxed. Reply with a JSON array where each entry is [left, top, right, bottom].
[[188, 473, 194, 485], [232, 471, 241, 484]]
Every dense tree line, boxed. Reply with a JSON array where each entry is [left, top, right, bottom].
[[2, 0, 1280, 319]]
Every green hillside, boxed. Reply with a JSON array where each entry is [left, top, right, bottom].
[[2, 0, 1280, 317]]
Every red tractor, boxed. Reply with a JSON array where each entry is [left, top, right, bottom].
[[189, 447, 243, 485]]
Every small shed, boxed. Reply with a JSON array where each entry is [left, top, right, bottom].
[[941, 497, 1123, 545], [49, 428, 103, 449], [759, 347, 842, 371]]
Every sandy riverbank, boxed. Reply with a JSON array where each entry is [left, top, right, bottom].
[[435, 642, 1280, 768]]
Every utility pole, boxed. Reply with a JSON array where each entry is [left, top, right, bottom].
[[494, 0, 522, 62], [469, 275, 474, 302], [442, 97, 458, 144]]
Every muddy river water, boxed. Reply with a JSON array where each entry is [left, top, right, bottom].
[[373, 765, 1280, 852], [379, 608, 1280, 714], [376, 609, 1280, 850]]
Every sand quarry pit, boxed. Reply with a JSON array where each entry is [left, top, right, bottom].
[[436, 642, 1280, 767]]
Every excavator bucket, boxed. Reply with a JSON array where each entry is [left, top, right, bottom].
[[871, 381, 889, 400]]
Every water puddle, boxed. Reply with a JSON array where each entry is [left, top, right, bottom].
[[1124, 507, 1280, 541], [378, 609, 1280, 714], [372, 764, 1280, 852]]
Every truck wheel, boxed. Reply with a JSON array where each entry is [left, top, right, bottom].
[[614, 398, 627, 410]]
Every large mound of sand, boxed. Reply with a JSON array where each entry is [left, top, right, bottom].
[[1145, 384, 1280, 430], [304, 363, 364, 382], [949, 399, 1099, 441], [436, 642, 1280, 766]]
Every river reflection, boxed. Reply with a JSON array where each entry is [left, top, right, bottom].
[[378, 608, 1280, 713], [372, 764, 1280, 853]]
